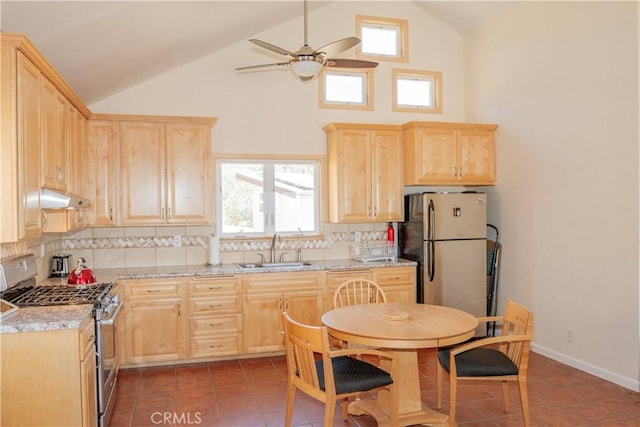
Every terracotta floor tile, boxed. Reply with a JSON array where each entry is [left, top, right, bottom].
[[110, 351, 640, 427]]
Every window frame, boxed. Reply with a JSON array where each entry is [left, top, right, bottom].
[[392, 68, 443, 114], [319, 68, 374, 110], [356, 15, 409, 63], [215, 154, 323, 238]]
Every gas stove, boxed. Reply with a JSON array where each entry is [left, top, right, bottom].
[[1, 283, 112, 307]]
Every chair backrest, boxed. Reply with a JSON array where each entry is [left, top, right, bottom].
[[333, 279, 387, 308], [499, 299, 534, 366], [282, 312, 335, 395]]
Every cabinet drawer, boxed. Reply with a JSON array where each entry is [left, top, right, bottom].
[[189, 314, 241, 336], [187, 276, 240, 296], [126, 279, 183, 300], [188, 296, 241, 315], [189, 335, 242, 358], [374, 267, 415, 285]]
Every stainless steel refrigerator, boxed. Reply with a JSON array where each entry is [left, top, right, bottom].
[[399, 192, 487, 317]]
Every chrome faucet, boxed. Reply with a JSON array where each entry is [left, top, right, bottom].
[[270, 233, 281, 263]]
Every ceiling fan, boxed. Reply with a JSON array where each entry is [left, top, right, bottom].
[[235, 0, 378, 81]]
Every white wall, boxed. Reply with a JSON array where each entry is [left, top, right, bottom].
[[91, 1, 466, 152], [466, 2, 639, 390]]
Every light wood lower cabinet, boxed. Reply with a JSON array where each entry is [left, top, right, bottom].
[[242, 271, 323, 354], [187, 275, 242, 358], [117, 266, 415, 367], [1, 316, 97, 427], [122, 278, 186, 365]]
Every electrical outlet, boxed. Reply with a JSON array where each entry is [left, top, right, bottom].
[[566, 328, 575, 343], [354, 231, 362, 242], [173, 235, 182, 247]]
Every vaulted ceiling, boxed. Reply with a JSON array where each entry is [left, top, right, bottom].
[[0, 1, 511, 105]]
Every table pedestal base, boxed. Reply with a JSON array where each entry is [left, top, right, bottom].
[[348, 397, 448, 427]]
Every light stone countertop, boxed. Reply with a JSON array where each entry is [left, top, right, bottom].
[[1, 258, 417, 334]]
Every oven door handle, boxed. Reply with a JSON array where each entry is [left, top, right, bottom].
[[99, 302, 123, 326]]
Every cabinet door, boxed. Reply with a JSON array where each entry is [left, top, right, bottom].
[[374, 267, 416, 304], [125, 299, 184, 363], [371, 130, 403, 221], [17, 52, 42, 240], [119, 121, 165, 225], [325, 270, 373, 311], [79, 319, 98, 427], [408, 127, 457, 185], [88, 120, 119, 226], [40, 78, 67, 190], [165, 123, 211, 224], [331, 128, 372, 222], [242, 292, 283, 353], [457, 129, 496, 184], [284, 290, 322, 326]]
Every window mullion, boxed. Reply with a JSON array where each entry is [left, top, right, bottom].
[[263, 163, 276, 234]]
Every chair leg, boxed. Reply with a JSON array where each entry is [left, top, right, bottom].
[[448, 374, 458, 427], [284, 384, 296, 427], [518, 376, 531, 427], [501, 380, 510, 411], [324, 398, 336, 427], [436, 355, 443, 409], [341, 397, 349, 420]]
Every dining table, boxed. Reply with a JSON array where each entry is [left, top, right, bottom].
[[321, 302, 479, 427]]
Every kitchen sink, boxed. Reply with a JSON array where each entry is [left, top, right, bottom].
[[235, 262, 313, 269]]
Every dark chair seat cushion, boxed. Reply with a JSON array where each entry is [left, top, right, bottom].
[[438, 347, 518, 377], [315, 356, 393, 394]]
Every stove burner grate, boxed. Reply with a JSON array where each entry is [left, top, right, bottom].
[[1, 283, 111, 307]]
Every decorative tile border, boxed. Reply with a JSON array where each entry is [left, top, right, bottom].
[[60, 232, 387, 252]]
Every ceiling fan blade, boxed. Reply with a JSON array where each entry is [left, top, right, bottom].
[[249, 39, 294, 57], [235, 62, 290, 71], [314, 36, 361, 58], [325, 59, 379, 69]]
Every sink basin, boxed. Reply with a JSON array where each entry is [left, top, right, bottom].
[[236, 262, 313, 269]]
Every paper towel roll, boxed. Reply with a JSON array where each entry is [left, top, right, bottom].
[[209, 235, 220, 266]]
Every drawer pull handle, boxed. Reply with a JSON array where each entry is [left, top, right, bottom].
[[208, 286, 223, 290], [146, 289, 161, 293], [209, 344, 223, 348], [209, 304, 223, 309], [209, 323, 223, 327]]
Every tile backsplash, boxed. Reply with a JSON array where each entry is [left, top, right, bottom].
[[1, 222, 390, 277]]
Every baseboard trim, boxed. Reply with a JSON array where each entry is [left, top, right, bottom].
[[531, 343, 640, 392]]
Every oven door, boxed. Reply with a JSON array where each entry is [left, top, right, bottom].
[[96, 301, 123, 427]]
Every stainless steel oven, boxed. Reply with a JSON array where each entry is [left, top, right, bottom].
[[95, 292, 122, 427]]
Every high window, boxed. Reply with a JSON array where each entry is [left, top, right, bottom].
[[356, 15, 408, 62], [217, 158, 321, 237], [392, 69, 442, 114], [319, 69, 374, 110]]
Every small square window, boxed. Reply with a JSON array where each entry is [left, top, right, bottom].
[[392, 69, 442, 114], [356, 15, 408, 62], [319, 69, 374, 110]]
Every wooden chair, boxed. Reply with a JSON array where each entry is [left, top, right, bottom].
[[436, 299, 534, 426], [282, 312, 398, 427], [333, 278, 387, 308]]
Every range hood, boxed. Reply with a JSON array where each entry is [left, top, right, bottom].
[[40, 188, 90, 209]]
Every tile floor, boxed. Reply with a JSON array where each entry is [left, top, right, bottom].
[[109, 349, 639, 427]]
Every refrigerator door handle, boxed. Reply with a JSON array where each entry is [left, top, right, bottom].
[[427, 199, 435, 281]]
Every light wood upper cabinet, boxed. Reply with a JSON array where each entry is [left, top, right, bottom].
[[117, 117, 215, 225], [324, 123, 404, 223], [403, 121, 498, 186], [41, 77, 68, 191], [87, 120, 119, 226]]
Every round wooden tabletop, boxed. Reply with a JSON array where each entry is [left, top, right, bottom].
[[322, 302, 479, 349]]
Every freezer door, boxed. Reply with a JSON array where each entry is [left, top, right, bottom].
[[424, 239, 486, 318], [424, 193, 487, 240]]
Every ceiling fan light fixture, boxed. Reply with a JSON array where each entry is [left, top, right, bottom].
[[291, 57, 323, 77]]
